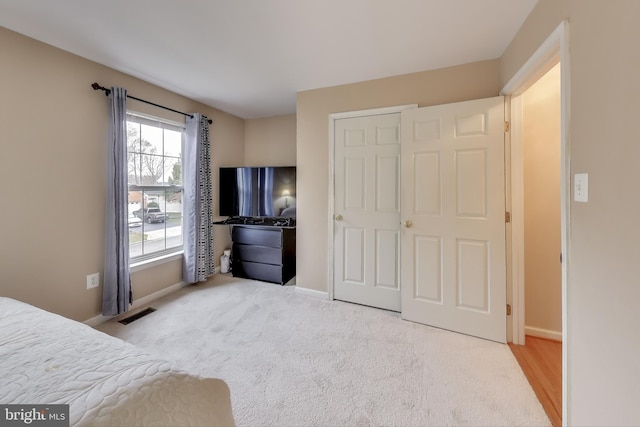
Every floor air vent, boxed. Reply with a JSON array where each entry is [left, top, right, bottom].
[[118, 307, 156, 325]]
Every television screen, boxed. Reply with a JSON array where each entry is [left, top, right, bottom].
[[219, 167, 296, 218]]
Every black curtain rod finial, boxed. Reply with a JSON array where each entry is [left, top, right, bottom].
[[91, 82, 110, 95]]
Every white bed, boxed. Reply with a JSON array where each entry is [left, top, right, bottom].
[[0, 297, 235, 427]]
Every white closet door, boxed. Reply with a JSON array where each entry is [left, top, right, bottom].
[[400, 96, 507, 342], [334, 113, 401, 312]]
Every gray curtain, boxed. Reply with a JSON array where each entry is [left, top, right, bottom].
[[103, 87, 131, 315], [183, 113, 215, 283]]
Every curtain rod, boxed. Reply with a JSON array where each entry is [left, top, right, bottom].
[[91, 83, 212, 124]]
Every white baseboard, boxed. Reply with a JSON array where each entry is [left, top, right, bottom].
[[294, 286, 330, 300], [525, 325, 562, 342], [84, 280, 190, 327], [84, 313, 114, 327]]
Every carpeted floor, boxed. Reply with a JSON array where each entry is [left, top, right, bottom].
[[96, 274, 550, 426]]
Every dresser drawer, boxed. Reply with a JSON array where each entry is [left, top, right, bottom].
[[232, 226, 282, 248], [233, 260, 284, 284], [233, 244, 282, 265]]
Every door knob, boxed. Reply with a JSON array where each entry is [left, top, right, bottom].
[[335, 214, 343, 221], [403, 220, 413, 228]]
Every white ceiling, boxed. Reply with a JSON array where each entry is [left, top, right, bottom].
[[0, 0, 537, 119]]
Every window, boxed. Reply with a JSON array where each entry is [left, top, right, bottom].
[[126, 113, 184, 262]]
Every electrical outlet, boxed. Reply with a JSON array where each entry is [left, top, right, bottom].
[[87, 273, 100, 289]]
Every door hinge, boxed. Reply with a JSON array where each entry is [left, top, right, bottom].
[[504, 121, 510, 132], [505, 212, 511, 223], [506, 304, 512, 316]]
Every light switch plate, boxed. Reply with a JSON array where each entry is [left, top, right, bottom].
[[574, 173, 588, 202]]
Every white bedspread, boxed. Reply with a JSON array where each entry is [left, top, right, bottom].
[[0, 297, 235, 426]]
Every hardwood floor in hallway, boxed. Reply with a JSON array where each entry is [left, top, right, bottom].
[[509, 336, 562, 427]]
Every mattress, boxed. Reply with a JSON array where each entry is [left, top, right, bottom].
[[0, 297, 235, 427]]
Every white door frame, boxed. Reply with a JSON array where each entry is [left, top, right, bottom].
[[500, 20, 570, 424], [327, 104, 417, 301]]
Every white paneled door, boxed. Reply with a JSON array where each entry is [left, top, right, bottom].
[[400, 97, 507, 342], [334, 113, 402, 312]]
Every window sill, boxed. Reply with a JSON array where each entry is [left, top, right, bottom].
[[131, 251, 183, 273]]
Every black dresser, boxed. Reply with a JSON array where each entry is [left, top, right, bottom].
[[231, 225, 296, 285]]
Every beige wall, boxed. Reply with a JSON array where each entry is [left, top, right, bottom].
[[296, 60, 502, 293], [523, 64, 562, 336], [244, 114, 296, 166], [0, 27, 245, 322], [502, 1, 640, 424]]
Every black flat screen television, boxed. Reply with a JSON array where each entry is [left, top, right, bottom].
[[219, 166, 296, 218]]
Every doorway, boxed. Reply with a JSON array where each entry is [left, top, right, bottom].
[[501, 20, 569, 426], [510, 63, 563, 427], [522, 63, 563, 342]]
